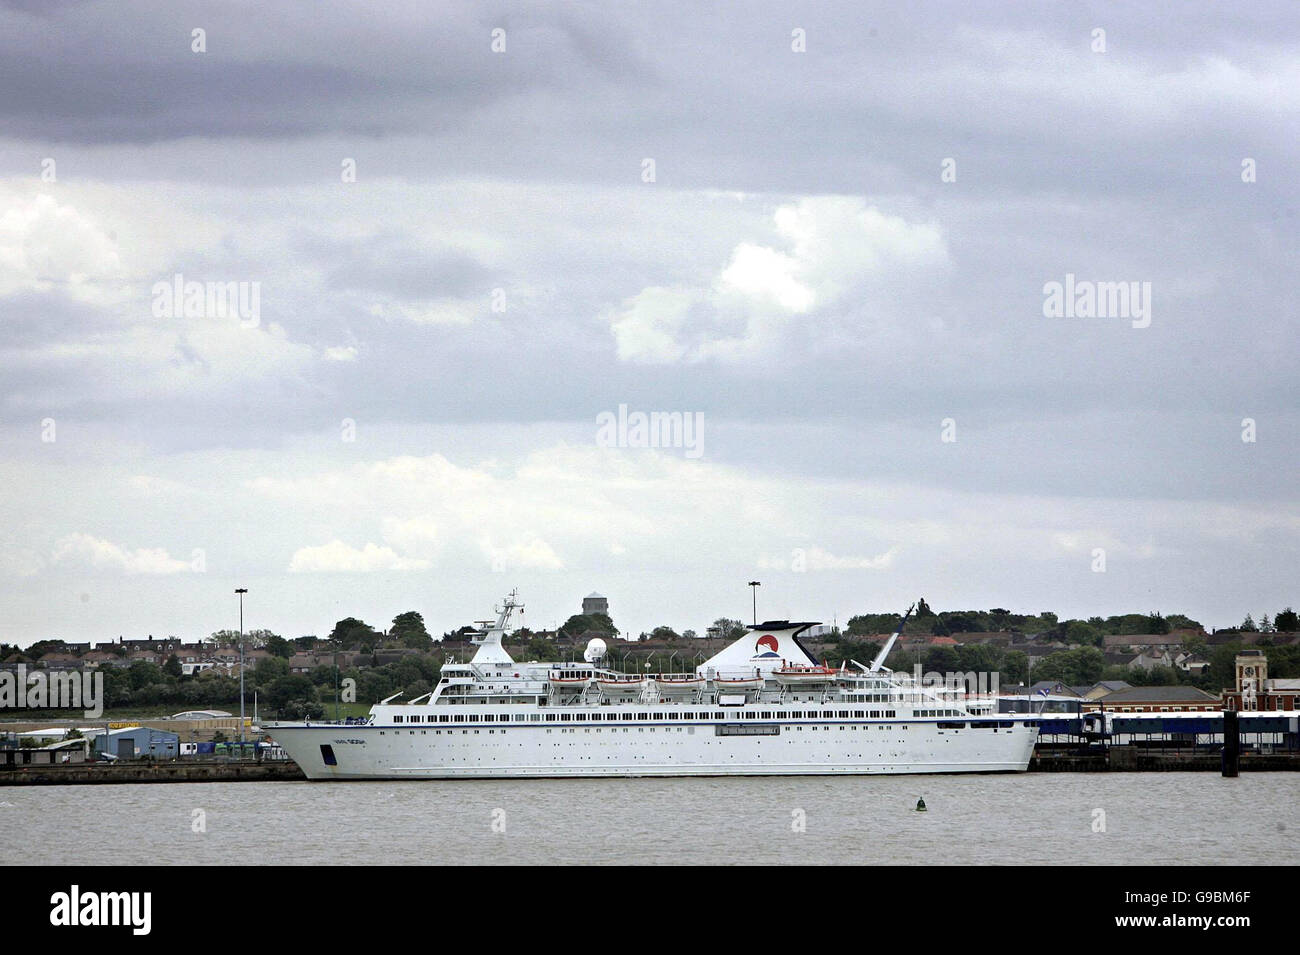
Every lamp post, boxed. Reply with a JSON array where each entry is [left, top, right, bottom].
[[235, 588, 248, 747], [748, 581, 761, 626]]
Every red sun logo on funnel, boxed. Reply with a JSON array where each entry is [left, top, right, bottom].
[[754, 634, 780, 657]]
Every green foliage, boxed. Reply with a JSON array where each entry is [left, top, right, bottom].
[[559, 612, 618, 638], [264, 674, 318, 714], [127, 661, 164, 690], [391, 611, 432, 650], [1275, 608, 1299, 633], [162, 654, 183, 678], [1031, 647, 1105, 685], [330, 617, 380, 651], [252, 656, 291, 687], [711, 618, 746, 641], [264, 634, 295, 658], [1058, 619, 1104, 647], [650, 626, 680, 642], [1001, 650, 1029, 685]]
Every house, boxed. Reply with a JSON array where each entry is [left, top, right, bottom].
[[1085, 685, 1220, 713], [36, 652, 83, 670], [1084, 680, 1131, 700], [1130, 650, 1173, 670], [81, 650, 129, 669], [1172, 651, 1210, 676]]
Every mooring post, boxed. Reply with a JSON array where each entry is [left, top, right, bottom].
[[1222, 709, 1239, 777]]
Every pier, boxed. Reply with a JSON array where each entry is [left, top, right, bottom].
[[0, 758, 305, 786]]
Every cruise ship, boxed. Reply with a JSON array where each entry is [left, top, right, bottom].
[[266, 593, 1038, 779]]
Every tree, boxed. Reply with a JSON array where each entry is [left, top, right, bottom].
[[252, 656, 291, 687], [264, 674, 318, 714], [916, 598, 933, 617], [1059, 620, 1104, 647], [127, 661, 164, 691], [559, 612, 618, 639], [1241, 614, 1258, 632], [711, 618, 746, 641], [391, 611, 432, 650], [245, 628, 280, 649], [330, 617, 380, 651], [264, 634, 295, 658], [650, 626, 681, 642], [1276, 608, 1299, 633], [163, 654, 183, 678], [1260, 614, 1276, 634], [1031, 647, 1104, 686]]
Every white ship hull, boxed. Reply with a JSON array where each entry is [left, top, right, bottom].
[[267, 715, 1037, 780]]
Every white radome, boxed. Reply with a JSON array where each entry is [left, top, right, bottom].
[[583, 637, 607, 663]]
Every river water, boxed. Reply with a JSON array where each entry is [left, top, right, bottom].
[[4, 773, 1296, 865]]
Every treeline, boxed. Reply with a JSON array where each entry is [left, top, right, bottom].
[[845, 600, 1204, 641]]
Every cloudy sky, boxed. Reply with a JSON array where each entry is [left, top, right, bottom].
[[1, 1, 1296, 647]]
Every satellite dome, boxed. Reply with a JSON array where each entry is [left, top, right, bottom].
[[583, 637, 607, 663]]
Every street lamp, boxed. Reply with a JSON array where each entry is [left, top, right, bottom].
[[235, 588, 248, 747], [748, 581, 761, 626]]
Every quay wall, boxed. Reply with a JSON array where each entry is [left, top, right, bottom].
[[0, 758, 305, 786]]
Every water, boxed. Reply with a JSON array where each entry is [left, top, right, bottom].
[[4, 773, 1297, 865]]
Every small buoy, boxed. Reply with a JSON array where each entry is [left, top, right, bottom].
[[916, 797, 927, 812]]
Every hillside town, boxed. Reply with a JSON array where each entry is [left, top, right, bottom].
[[3, 593, 1298, 722]]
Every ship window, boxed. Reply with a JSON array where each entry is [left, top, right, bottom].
[[319, 745, 337, 766], [714, 712, 725, 720], [394, 716, 403, 723]]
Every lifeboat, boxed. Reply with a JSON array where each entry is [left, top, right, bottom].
[[596, 676, 646, 698], [771, 664, 837, 686], [548, 671, 591, 691], [712, 675, 764, 692], [655, 674, 705, 698]]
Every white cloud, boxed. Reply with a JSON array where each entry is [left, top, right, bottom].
[[0, 192, 122, 304], [287, 540, 432, 573], [480, 537, 564, 571], [605, 196, 947, 363], [51, 533, 191, 574]]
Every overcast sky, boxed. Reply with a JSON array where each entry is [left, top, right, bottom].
[[1, 1, 1297, 647]]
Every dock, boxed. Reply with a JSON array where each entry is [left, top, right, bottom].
[[0, 759, 305, 786]]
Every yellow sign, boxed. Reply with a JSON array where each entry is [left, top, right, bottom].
[[108, 721, 141, 729]]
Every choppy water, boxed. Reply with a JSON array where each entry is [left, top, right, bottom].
[[4, 773, 1297, 865]]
